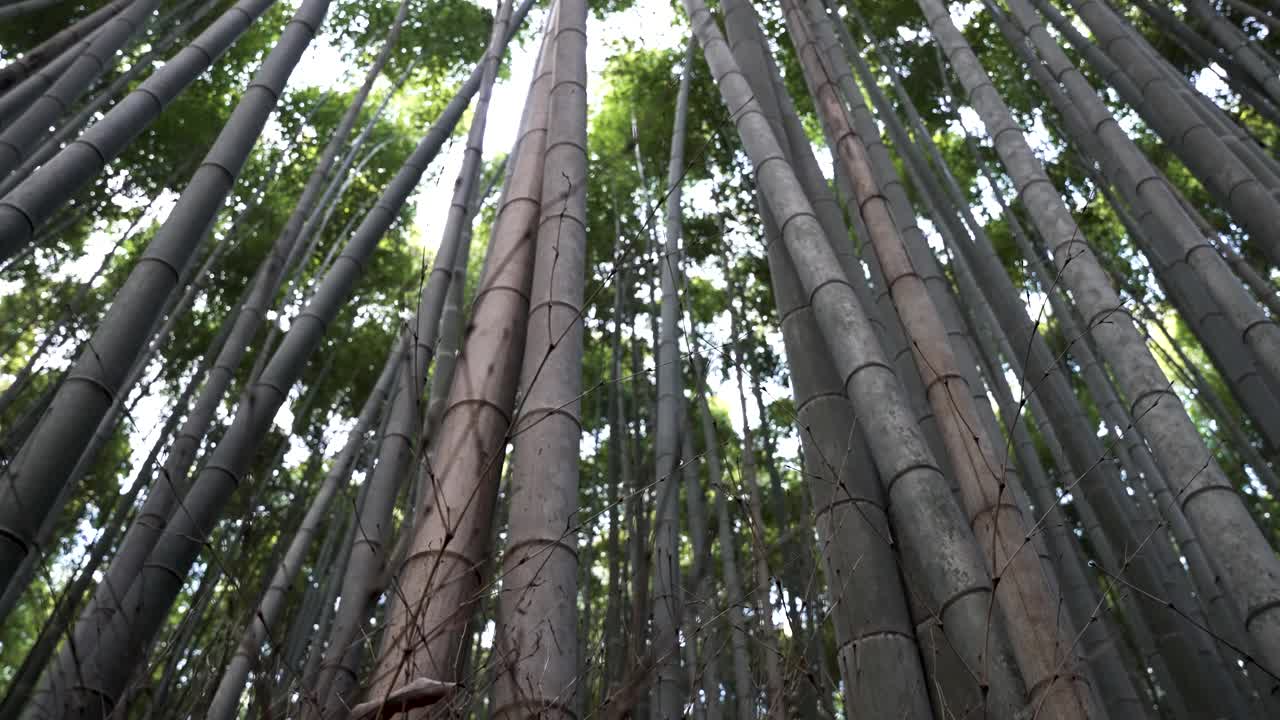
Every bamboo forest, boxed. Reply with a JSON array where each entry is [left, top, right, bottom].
[[7, 0, 1280, 717]]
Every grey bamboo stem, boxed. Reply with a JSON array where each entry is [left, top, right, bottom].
[[1186, 0, 1280, 104], [0, 0, 164, 177], [643, 32, 691, 720], [0, 0, 223, 197], [688, 364, 754, 720], [922, 14, 1252, 714], [27, 25, 357, 715], [0, 0, 132, 89], [45, 31, 482, 717], [679, 405, 722, 720], [207, 337, 401, 720], [728, 302, 786, 720], [0, 0, 282, 262], [0, 0, 71, 20], [0, 22, 110, 127], [1046, 0, 1280, 269], [924, 0, 1280, 680], [1222, 0, 1280, 33], [866, 53, 1142, 708], [0, 0, 325, 574], [419, 158, 506, 463], [494, 1, 591, 717], [603, 226, 629, 696], [999, 0, 1280, 419], [685, 0, 1037, 716], [363, 1, 551, 708], [0, 0, 132, 92], [792, 3, 1095, 715], [309, 5, 524, 716]]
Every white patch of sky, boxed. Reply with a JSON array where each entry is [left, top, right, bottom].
[[1192, 62, 1235, 107], [949, 0, 982, 28]]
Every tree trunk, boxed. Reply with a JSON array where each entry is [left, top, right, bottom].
[[0, 0, 331, 603], [26, 15, 383, 710], [208, 335, 401, 720], [0, 0, 282, 262], [1132, 0, 1280, 126], [627, 333, 653, 703], [306, 3, 521, 713], [419, 158, 506, 463], [1185, 0, 1280, 104], [789, 3, 1097, 716], [0, 0, 73, 20], [0, 0, 164, 177], [680, 405, 722, 720], [44, 39, 483, 719], [643, 32, 691, 720], [927, 0, 1280, 684], [146, 561, 224, 719], [1222, 0, 1280, 33], [361, 2, 549, 709], [0, 187, 158, 424], [728, 348, 785, 720], [926, 33, 1267, 715], [306, 334, 418, 718], [693, 408, 749, 719], [999, 0, 1280, 425], [0, 402, 169, 720], [750, 383, 834, 720], [488, 18, 593, 676], [0, 0, 222, 195], [0, 0, 131, 91], [604, 226, 630, 697], [1046, 0, 1280, 270], [0, 21, 111, 128], [298, 495, 362, 702], [683, 1, 1045, 717]]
